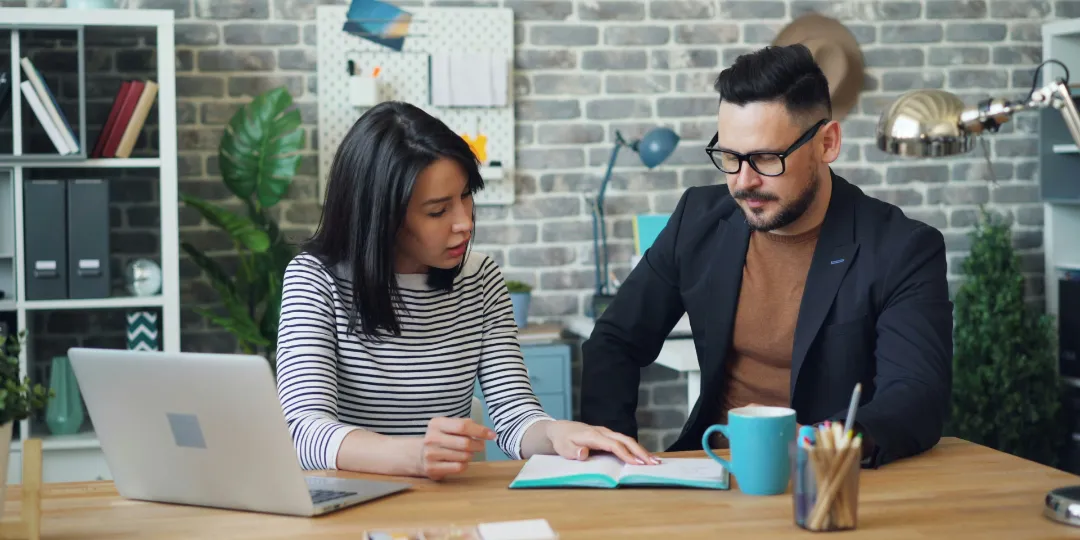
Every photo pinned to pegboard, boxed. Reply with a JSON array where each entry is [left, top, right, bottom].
[[316, 5, 516, 206]]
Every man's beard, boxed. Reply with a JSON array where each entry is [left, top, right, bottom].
[[734, 169, 820, 233]]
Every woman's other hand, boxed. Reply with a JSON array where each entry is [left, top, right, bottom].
[[543, 420, 660, 465], [417, 417, 496, 480]]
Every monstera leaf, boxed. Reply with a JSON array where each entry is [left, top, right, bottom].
[[179, 193, 270, 253], [218, 86, 305, 209], [179, 86, 306, 367]]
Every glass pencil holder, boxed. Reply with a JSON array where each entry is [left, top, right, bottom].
[[793, 439, 861, 532]]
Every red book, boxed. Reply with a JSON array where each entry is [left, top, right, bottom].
[[91, 80, 131, 158], [101, 80, 145, 158]]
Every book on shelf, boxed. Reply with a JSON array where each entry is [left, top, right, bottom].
[[20, 57, 79, 155], [91, 80, 158, 159], [21, 81, 73, 155]]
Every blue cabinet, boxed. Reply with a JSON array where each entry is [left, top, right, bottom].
[[473, 342, 572, 461]]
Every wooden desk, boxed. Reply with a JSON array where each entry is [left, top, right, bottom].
[[3, 438, 1080, 539]]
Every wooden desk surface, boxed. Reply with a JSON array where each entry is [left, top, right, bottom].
[[3, 437, 1080, 539]]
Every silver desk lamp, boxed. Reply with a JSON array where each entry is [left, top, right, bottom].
[[876, 60, 1080, 157], [876, 59, 1080, 527]]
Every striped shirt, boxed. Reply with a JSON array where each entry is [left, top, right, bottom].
[[275, 251, 552, 470]]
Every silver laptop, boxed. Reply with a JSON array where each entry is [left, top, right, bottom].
[[67, 347, 411, 516]]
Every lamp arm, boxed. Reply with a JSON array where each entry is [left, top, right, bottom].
[[593, 133, 626, 297], [1048, 80, 1080, 150], [958, 78, 1080, 148]]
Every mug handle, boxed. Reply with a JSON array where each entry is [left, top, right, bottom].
[[701, 425, 733, 474]]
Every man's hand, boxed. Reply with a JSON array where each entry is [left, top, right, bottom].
[[544, 420, 660, 465], [417, 417, 496, 480]]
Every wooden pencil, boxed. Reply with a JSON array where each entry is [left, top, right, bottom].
[[808, 436, 862, 530]]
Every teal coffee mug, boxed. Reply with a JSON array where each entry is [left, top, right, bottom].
[[702, 405, 797, 496]]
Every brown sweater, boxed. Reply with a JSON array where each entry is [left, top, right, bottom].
[[711, 225, 821, 446]]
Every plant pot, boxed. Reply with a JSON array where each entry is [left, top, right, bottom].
[[0, 421, 12, 506], [509, 292, 530, 328]]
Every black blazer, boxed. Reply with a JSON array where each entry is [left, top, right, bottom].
[[580, 171, 953, 468]]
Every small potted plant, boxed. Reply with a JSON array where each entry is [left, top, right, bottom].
[[504, 280, 532, 328], [0, 331, 52, 504]]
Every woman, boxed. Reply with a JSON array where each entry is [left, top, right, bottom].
[[276, 101, 658, 480]]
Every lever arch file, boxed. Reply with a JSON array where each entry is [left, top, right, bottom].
[[24, 179, 67, 300], [66, 179, 110, 299]]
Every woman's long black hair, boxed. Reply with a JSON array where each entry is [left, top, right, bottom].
[[303, 101, 484, 338]]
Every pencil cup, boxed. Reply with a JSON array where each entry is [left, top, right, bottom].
[[793, 434, 861, 532], [349, 76, 380, 107]]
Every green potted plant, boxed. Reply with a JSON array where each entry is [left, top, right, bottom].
[[180, 86, 305, 372], [505, 280, 532, 328], [0, 331, 52, 504], [947, 208, 1065, 467]]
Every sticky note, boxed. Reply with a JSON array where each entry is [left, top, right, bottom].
[[476, 519, 558, 540]]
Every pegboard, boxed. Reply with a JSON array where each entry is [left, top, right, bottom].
[[316, 5, 516, 206]]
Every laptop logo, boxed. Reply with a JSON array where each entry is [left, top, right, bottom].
[[167, 413, 206, 449]]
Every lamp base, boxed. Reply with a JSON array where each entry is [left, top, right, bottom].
[[1045, 485, 1080, 526], [590, 294, 616, 320]]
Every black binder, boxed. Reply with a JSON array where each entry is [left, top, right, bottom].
[[66, 179, 110, 299], [23, 179, 67, 300]]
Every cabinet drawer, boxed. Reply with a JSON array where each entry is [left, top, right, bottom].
[[522, 345, 569, 395], [536, 392, 566, 420]]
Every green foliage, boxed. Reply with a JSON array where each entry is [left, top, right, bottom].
[[0, 332, 52, 427], [505, 280, 532, 294], [180, 86, 305, 370], [947, 208, 1064, 467]]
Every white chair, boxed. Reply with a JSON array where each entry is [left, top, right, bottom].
[[471, 396, 487, 462]]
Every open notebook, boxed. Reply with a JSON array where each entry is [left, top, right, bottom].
[[509, 454, 729, 490]]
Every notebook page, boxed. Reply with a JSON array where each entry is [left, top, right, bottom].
[[618, 458, 728, 483], [514, 454, 624, 482]]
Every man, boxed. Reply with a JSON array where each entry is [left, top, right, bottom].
[[579, 44, 953, 468]]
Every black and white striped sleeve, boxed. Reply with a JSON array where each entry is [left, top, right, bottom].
[[474, 258, 553, 459], [275, 255, 360, 470]]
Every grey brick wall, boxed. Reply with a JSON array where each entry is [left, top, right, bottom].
[[5, 0, 1067, 451]]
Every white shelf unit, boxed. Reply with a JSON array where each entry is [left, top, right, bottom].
[[0, 7, 179, 484], [1041, 20, 1080, 319]]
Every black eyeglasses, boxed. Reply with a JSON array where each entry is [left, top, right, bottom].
[[705, 119, 828, 177]]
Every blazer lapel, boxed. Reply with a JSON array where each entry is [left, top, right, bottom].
[[789, 173, 860, 400], [696, 212, 749, 412]]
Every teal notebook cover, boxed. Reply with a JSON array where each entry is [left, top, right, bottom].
[[509, 455, 729, 490]]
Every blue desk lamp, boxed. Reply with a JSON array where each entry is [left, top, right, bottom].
[[591, 127, 680, 318]]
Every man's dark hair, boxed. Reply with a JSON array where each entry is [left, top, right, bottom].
[[713, 44, 832, 124]]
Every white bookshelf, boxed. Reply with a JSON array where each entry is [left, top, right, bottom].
[[0, 7, 178, 483], [1041, 19, 1080, 319]]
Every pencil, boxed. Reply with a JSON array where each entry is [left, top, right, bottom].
[[843, 383, 861, 437], [808, 435, 862, 530]]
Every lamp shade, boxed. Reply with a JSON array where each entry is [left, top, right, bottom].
[[636, 127, 680, 168], [876, 88, 976, 158]]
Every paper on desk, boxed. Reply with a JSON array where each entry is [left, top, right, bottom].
[[477, 519, 558, 540]]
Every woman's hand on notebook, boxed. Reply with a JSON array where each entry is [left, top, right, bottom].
[[543, 421, 660, 466], [417, 417, 497, 480]]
